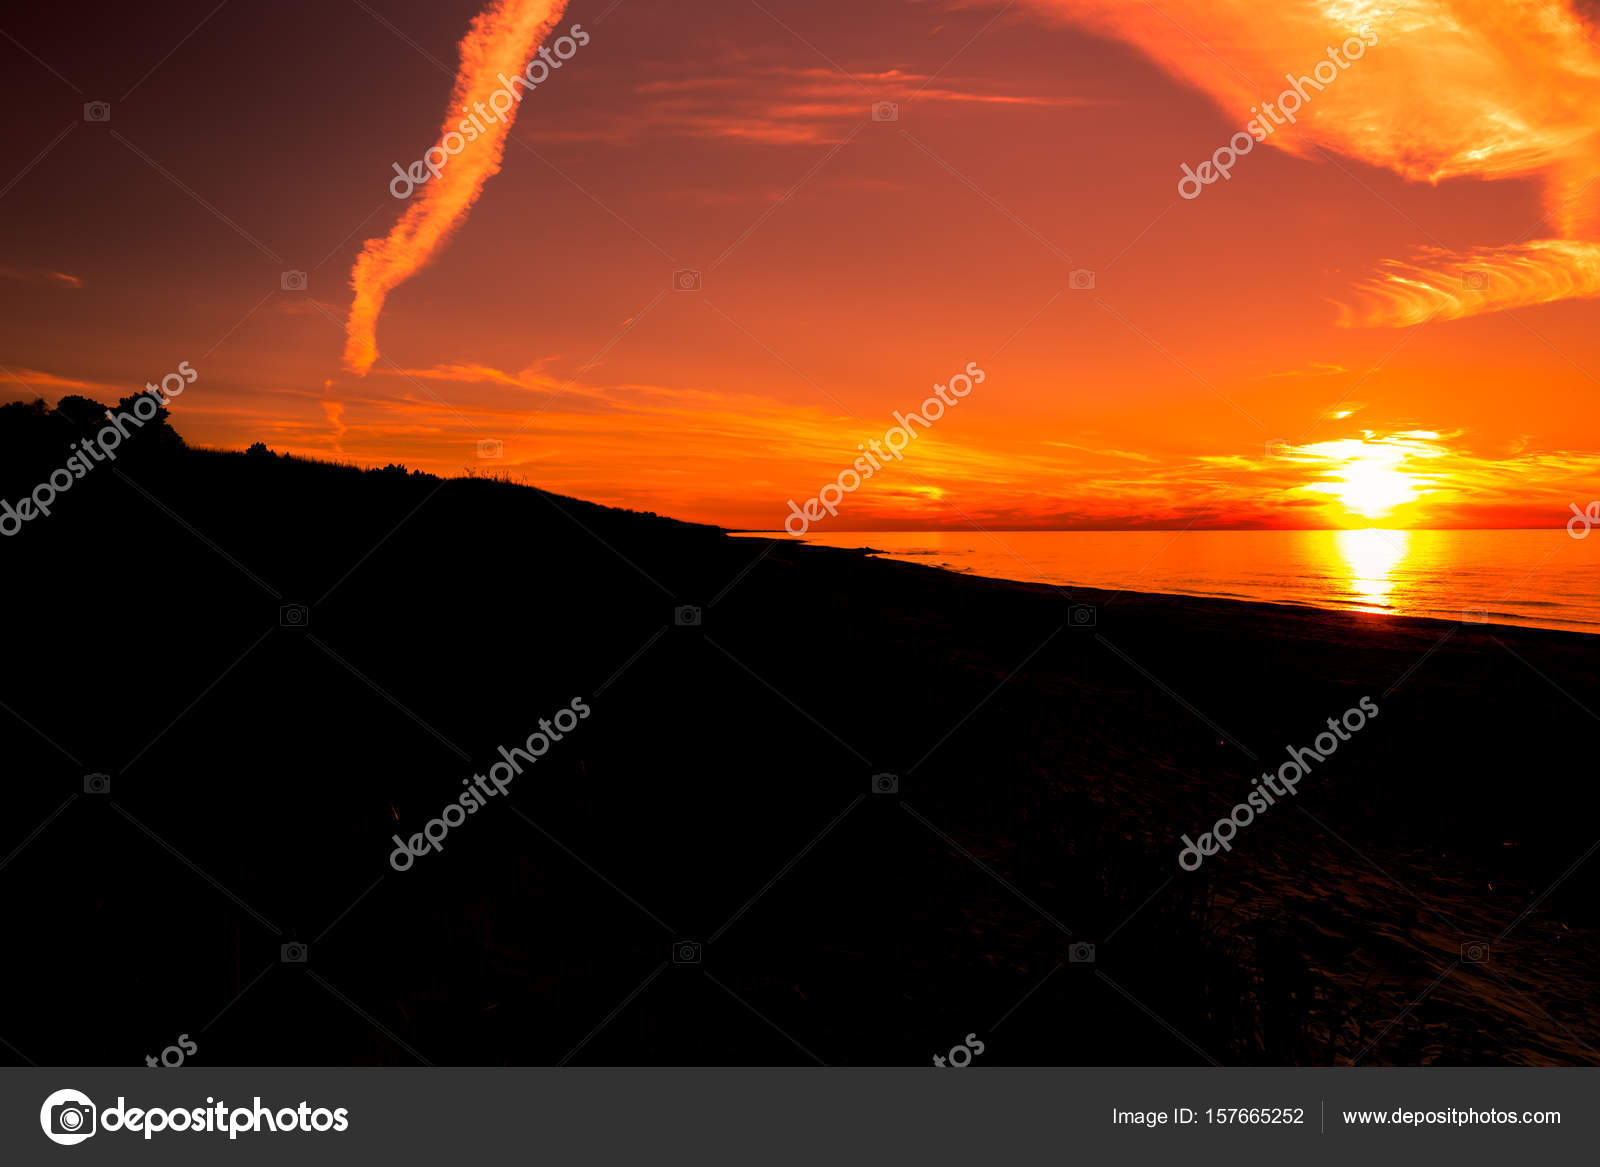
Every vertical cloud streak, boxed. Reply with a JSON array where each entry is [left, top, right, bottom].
[[344, 0, 569, 375]]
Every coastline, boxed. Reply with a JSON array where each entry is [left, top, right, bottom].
[[731, 530, 1600, 638], [4, 453, 1598, 1064]]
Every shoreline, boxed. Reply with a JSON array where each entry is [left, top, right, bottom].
[[729, 531, 1600, 639], [6, 449, 1600, 1064]]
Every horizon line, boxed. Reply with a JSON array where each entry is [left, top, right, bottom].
[[728, 526, 1578, 534]]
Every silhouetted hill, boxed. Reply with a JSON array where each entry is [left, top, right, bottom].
[[3, 404, 1599, 1066]]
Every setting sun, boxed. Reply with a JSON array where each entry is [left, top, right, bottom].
[[1314, 441, 1422, 521], [1292, 435, 1445, 524]]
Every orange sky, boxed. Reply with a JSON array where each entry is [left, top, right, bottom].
[[4, 0, 1600, 530]]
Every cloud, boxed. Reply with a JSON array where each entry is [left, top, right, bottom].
[[542, 65, 1096, 148], [1341, 239, 1600, 326], [188, 342, 1600, 529], [1042, 440, 1158, 462], [1, 367, 123, 398], [0, 267, 81, 288], [344, 0, 570, 375], [321, 399, 347, 455], [1259, 362, 1348, 379], [386, 361, 556, 388], [1017, 0, 1600, 324]]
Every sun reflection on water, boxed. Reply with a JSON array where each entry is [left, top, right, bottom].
[[1331, 528, 1411, 611]]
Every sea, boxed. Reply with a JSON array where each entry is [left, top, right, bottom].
[[734, 529, 1600, 635]]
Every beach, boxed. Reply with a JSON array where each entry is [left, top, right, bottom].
[[4, 451, 1598, 1064]]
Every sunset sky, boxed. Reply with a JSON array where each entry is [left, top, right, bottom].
[[4, 0, 1600, 530]]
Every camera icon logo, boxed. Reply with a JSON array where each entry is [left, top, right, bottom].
[[674, 605, 702, 627], [281, 942, 308, 963], [476, 438, 504, 460], [673, 269, 702, 292], [1264, 438, 1291, 459], [1462, 271, 1490, 291], [40, 1089, 97, 1145], [1460, 941, 1490, 964], [83, 102, 111, 122], [1461, 609, 1488, 625], [672, 940, 702, 965], [279, 603, 310, 628], [1068, 604, 1097, 628], [1068, 941, 1096, 964], [871, 101, 899, 122], [83, 773, 111, 795], [1069, 269, 1097, 291], [871, 772, 899, 795], [280, 270, 308, 292]]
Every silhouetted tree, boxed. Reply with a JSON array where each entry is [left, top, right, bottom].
[[0, 391, 185, 489]]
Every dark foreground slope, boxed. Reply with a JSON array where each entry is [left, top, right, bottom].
[[2, 442, 1599, 1066]]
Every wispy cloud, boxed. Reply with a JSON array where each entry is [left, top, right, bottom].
[[282, 363, 1600, 530], [1018, 0, 1600, 324], [1259, 362, 1348, 380], [2, 367, 123, 397], [1341, 240, 1600, 326], [0, 266, 81, 288], [539, 64, 1096, 147], [321, 398, 347, 455]]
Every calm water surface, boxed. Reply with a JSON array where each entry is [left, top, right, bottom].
[[737, 529, 1600, 634]]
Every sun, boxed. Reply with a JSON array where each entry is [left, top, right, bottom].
[[1298, 438, 1426, 523], [1331, 448, 1418, 519]]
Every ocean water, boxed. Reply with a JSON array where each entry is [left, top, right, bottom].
[[737, 529, 1600, 634]]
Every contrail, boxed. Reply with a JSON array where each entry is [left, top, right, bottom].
[[344, 0, 571, 375]]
